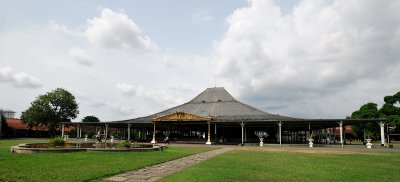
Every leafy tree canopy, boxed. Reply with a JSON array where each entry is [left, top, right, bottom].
[[380, 91, 400, 125], [1, 114, 9, 133], [21, 88, 79, 136], [384, 96, 396, 104], [350, 91, 400, 140], [351, 102, 381, 119], [393, 91, 400, 101], [351, 102, 381, 140], [82, 115, 100, 123]]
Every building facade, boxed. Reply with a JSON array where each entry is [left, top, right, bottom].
[[63, 87, 386, 146]]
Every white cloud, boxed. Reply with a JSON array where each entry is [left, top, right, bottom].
[[0, 67, 13, 81], [214, 0, 400, 118], [5, 1, 397, 122], [192, 10, 213, 23], [48, 20, 83, 36], [0, 67, 42, 88], [85, 8, 157, 51], [0, 8, 211, 121], [116, 83, 141, 95], [69, 47, 92, 66], [107, 102, 135, 115], [116, 83, 197, 108], [116, 83, 169, 102]]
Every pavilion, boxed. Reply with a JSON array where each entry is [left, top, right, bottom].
[[62, 87, 387, 146]]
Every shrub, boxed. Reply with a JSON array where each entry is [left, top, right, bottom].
[[117, 140, 131, 149], [49, 137, 65, 147]]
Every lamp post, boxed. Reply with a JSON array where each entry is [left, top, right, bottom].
[[255, 131, 268, 147]]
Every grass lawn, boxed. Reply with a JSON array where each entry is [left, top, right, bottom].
[[160, 147, 400, 182], [0, 139, 214, 182]]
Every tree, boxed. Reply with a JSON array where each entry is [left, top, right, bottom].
[[384, 96, 396, 104], [351, 103, 381, 119], [0, 114, 8, 138], [350, 91, 400, 142], [380, 91, 400, 126], [21, 106, 40, 131], [82, 115, 100, 123], [351, 103, 381, 141], [21, 88, 79, 136], [380, 91, 400, 137]]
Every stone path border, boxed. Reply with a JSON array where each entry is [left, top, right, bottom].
[[105, 147, 233, 182]]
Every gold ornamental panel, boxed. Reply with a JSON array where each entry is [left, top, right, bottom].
[[152, 109, 212, 122]]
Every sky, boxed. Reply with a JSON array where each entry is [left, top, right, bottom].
[[1, 0, 399, 121]]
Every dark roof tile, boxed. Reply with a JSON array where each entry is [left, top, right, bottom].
[[121, 87, 302, 123]]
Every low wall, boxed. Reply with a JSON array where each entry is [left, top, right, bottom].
[[10, 143, 166, 153]]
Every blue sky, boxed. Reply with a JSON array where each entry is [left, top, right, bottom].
[[1, 0, 399, 121]]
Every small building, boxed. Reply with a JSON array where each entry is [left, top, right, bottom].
[[2, 118, 74, 138], [0, 109, 16, 118]]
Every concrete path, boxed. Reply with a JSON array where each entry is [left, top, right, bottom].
[[105, 147, 233, 182]]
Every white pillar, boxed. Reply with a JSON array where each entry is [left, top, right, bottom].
[[151, 122, 156, 144], [105, 124, 108, 141], [79, 124, 82, 138], [278, 121, 283, 147], [127, 124, 131, 140], [379, 121, 385, 146], [61, 124, 65, 137], [76, 124, 80, 138], [206, 121, 211, 145], [339, 121, 343, 148], [240, 122, 245, 145]]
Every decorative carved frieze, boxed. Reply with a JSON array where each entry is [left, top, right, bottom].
[[152, 109, 214, 122]]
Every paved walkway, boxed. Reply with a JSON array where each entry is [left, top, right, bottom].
[[105, 147, 233, 182]]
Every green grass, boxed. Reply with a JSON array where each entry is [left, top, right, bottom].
[[160, 148, 400, 182], [0, 139, 214, 182]]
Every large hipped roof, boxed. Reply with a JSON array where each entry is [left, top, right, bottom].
[[121, 87, 302, 123]]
